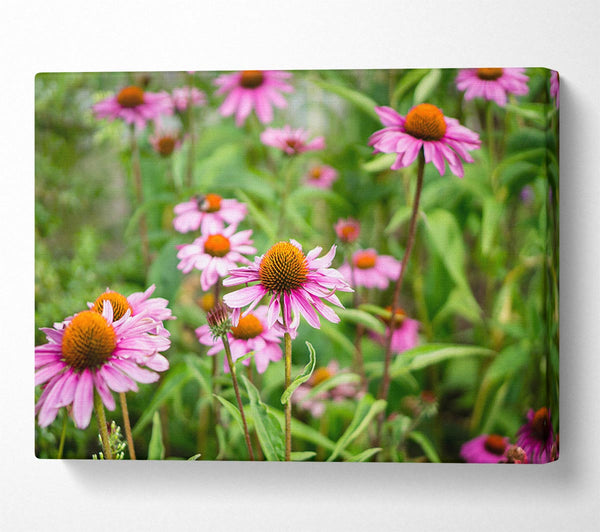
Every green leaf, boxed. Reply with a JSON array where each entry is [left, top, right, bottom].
[[187, 453, 202, 461], [148, 412, 165, 460], [362, 153, 397, 173], [391, 69, 430, 107], [132, 362, 194, 436], [312, 79, 379, 120], [300, 373, 362, 403], [290, 451, 316, 462], [385, 205, 412, 234], [234, 189, 276, 241], [281, 341, 317, 405], [320, 320, 356, 354], [413, 69, 442, 104], [213, 394, 243, 429], [327, 395, 387, 462], [481, 197, 504, 256], [407, 431, 440, 463], [147, 239, 184, 302], [266, 407, 353, 459], [242, 375, 285, 461], [346, 447, 382, 462], [336, 308, 386, 335]]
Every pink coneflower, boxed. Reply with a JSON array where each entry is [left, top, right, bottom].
[[92, 85, 173, 130], [334, 218, 361, 244], [369, 103, 481, 178], [304, 164, 338, 189], [214, 70, 293, 126], [293, 361, 360, 418], [338, 249, 401, 290], [223, 240, 352, 331], [171, 86, 207, 112], [173, 194, 247, 234], [460, 434, 510, 463], [550, 71, 559, 109], [176, 225, 256, 291], [196, 305, 283, 374], [35, 303, 170, 429], [370, 308, 419, 355], [516, 407, 555, 463], [455, 68, 529, 107], [149, 120, 183, 157], [261, 126, 325, 156], [88, 285, 174, 346]]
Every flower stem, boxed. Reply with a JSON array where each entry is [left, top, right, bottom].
[[349, 263, 367, 390], [378, 151, 425, 404], [57, 411, 67, 459], [284, 330, 292, 461], [130, 126, 150, 275], [222, 336, 255, 460], [94, 392, 113, 460], [119, 392, 136, 460]]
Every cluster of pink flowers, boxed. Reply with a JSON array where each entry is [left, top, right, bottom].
[[461, 407, 558, 464], [35, 285, 174, 429]]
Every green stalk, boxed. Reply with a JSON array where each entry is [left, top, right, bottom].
[[57, 411, 67, 459], [119, 392, 136, 460], [94, 392, 113, 460]]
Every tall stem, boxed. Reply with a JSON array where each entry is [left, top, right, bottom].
[[119, 392, 136, 460], [350, 263, 367, 390], [284, 330, 292, 461], [94, 392, 113, 460], [222, 336, 255, 460], [130, 127, 150, 275], [57, 411, 67, 459], [378, 151, 425, 404]]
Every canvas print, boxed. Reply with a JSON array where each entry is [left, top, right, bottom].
[[35, 68, 559, 462]]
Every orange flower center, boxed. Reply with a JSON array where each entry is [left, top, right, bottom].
[[477, 68, 504, 81], [231, 313, 264, 340], [484, 434, 507, 455], [200, 193, 222, 213], [354, 250, 377, 270], [116, 86, 145, 108], [62, 311, 116, 371], [532, 407, 550, 441], [157, 136, 176, 156], [204, 234, 231, 257], [259, 241, 308, 293], [382, 306, 406, 326], [199, 293, 216, 312], [309, 166, 322, 179], [404, 103, 447, 141], [311, 367, 333, 386], [240, 70, 265, 89], [93, 291, 132, 321]]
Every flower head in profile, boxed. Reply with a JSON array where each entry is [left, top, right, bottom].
[[304, 164, 338, 189], [89, 285, 174, 345], [35, 303, 170, 429], [197, 305, 283, 374], [261, 126, 325, 156], [173, 194, 247, 234], [171, 86, 207, 112], [149, 119, 183, 157], [214, 70, 293, 126], [223, 240, 352, 331], [460, 434, 510, 463], [550, 70, 559, 109], [334, 218, 361, 244], [455, 68, 529, 107], [369, 103, 481, 177], [338, 249, 401, 290], [516, 407, 555, 463], [92, 85, 173, 130], [293, 361, 361, 418], [176, 225, 256, 291], [370, 307, 419, 355]]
